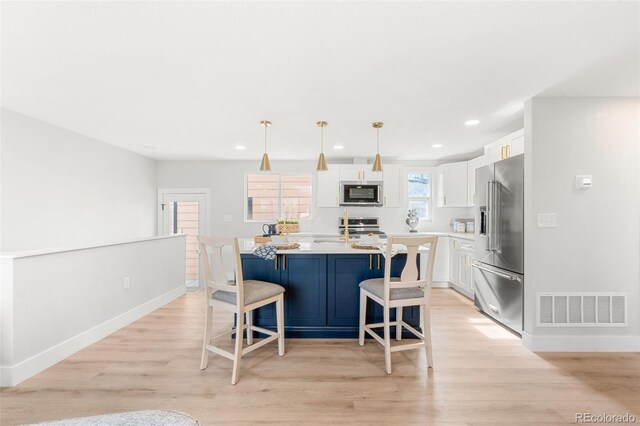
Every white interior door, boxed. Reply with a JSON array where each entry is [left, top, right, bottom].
[[158, 190, 209, 291]]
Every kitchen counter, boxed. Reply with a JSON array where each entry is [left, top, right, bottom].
[[240, 232, 474, 254]]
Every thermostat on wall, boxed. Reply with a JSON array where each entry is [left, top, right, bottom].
[[575, 175, 593, 189]]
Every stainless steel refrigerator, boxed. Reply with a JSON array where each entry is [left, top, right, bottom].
[[474, 154, 524, 334]]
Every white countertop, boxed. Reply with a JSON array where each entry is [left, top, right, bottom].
[[240, 232, 474, 254]]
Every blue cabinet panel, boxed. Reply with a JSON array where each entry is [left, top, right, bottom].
[[327, 254, 374, 326], [240, 255, 279, 326], [280, 254, 327, 327]]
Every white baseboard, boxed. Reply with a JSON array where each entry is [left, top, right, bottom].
[[522, 332, 640, 352], [431, 281, 451, 289], [0, 285, 185, 387]]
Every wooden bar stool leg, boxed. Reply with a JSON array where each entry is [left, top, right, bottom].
[[200, 305, 212, 370], [359, 292, 366, 346], [276, 294, 285, 356], [231, 312, 244, 385], [383, 305, 392, 375], [396, 307, 403, 341], [246, 311, 253, 346], [421, 303, 433, 368]]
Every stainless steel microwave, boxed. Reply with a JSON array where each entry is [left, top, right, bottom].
[[340, 181, 383, 206]]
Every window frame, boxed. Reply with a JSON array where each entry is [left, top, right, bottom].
[[405, 168, 434, 223], [244, 172, 314, 222]]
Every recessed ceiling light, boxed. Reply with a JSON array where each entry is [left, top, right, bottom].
[[143, 145, 157, 150], [432, 144, 443, 148], [464, 119, 480, 126], [333, 145, 344, 150], [235, 145, 246, 150]]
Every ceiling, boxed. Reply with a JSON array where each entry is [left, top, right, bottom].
[[2, 1, 639, 161]]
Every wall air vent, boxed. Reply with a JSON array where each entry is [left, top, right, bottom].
[[537, 293, 627, 327]]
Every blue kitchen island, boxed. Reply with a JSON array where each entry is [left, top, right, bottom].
[[240, 242, 424, 338]]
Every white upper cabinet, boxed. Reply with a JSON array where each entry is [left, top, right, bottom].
[[436, 161, 468, 207], [317, 165, 340, 207], [466, 155, 484, 207], [339, 165, 382, 182], [484, 129, 524, 164], [381, 165, 401, 207]]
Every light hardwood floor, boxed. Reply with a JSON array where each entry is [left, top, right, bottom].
[[1, 289, 638, 425]]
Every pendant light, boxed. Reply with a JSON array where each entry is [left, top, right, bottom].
[[259, 120, 272, 171], [316, 121, 328, 171], [371, 121, 383, 172]]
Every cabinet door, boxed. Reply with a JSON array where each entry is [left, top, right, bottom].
[[241, 255, 280, 326], [327, 254, 375, 326], [317, 165, 340, 207], [509, 135, 524, 157], [485, 144, 503, 164], [431, 236, 450, 283], [449, 240, 460, 286], [339, 165, 362, 181], [382, 165, 401, 207], [280, 254, 327, 326], [363, 169, 383, 182], [458, 252, 474, 294], [437, 162, 468, 207], [467, 158, 477, 207]]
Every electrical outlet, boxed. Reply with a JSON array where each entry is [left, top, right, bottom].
[[537, 213, 557, 228], [123, 276, 131, 290]]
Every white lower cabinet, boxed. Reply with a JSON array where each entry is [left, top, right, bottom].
[[431, 236, 450, 283], [449, 237, 475, 299]]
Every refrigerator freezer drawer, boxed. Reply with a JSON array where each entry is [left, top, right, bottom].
[[473, 262, 523, 334]]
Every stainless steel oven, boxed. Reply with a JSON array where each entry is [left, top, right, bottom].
[[339, 182, 383, 206]]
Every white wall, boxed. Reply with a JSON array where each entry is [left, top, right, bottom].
[[0, 108, 158, 251], [156, 160, 473, 238], [0, 235, 186, 386], [523, 97, 640, 350]]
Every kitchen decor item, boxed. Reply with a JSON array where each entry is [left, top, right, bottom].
[[254, 235, 271, 244], [262, 223, 278, 235], [276, 219, 299, 234], [270, 234, 289, 245], [272, 242, 300, 250], [360, 234, 380, 245], [351, 242, 380, 250], [406, 208, 419, 232], [316, 121, 329, 171], [259, 120, 272, 171]]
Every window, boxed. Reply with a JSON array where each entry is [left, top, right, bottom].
[[246, 174, 312, 221], [407, 171, 432, 221]]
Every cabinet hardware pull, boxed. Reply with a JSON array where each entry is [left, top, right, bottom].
[[500, 146, 504, 160], [443, 196, 447, 206], [377, 254, 381, 269], [283, 254, 286, 270], [506, 144, 510, 158], [274, 255, 278, 270], [369, 254, 372, 270]]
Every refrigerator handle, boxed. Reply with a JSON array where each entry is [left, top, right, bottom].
[[492, 180, 501, 252], [486, 181, 492, 251]]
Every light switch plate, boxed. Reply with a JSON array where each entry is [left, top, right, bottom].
[[223, 215, 233, 222], [123, 276, 131, 290], [537, 213, 557, 228]]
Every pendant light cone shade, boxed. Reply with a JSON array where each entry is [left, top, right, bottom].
[[372, 153, 383, 172], [259, 120, 272, 171], [371, 122, 384, 172], [260, 152, 272, 171], [316, 152, 328, 171], [316, 121, 329, 171]]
